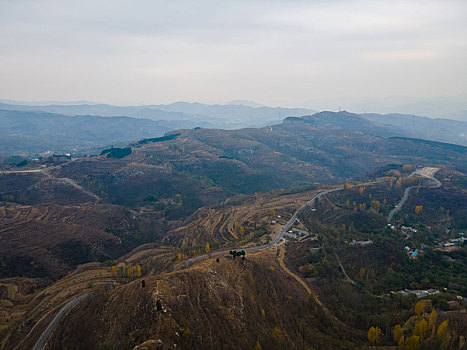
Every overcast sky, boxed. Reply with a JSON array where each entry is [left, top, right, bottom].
[[1, 0, 466, 108]]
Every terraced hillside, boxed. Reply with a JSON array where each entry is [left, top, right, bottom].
[[0, 203, 165, 280], [0, 247, 176, 350], [164, 188, 322, 248]]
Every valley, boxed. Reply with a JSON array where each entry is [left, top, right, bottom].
[[0, 113, 466, 349], [1, 157, 465, 349], [3, 1, 467, 348]]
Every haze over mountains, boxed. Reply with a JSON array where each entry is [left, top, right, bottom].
[[0, 101, 466, 157], [307, 95, 467, 122], [0, 100, 313, 130]]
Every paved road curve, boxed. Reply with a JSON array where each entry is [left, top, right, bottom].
[[32, 180, 384, 347], [387, 168, 441, 223], [180, 180, 383, 270], [32, 293, 92, 350]]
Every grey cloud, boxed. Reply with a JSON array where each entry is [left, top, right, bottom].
[[0, 0, 466, 108]]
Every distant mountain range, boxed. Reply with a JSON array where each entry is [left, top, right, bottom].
[[0, 101, 466, 157], [0, 101, 314, 130], [306, 94, 467, 121], [0, 109, 203, 156], [294, 111, 467, 146]]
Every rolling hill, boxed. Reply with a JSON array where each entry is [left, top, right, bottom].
[[0, 109, 199, 155]]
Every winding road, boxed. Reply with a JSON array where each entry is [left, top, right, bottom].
[[32, 293, 92, 350], [387, 167, 441, 223], [30, 177, 390, 347], [180, 179, 383, 269]]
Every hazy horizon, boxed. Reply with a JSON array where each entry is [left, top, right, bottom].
[[1, 0, 467, 114]]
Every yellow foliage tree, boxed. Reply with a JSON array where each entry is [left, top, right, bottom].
[[111, 265, 116, 276], [240, 226, 245, 236], [175, 194, 182, 203], [368, 326, 381, 346], [428, 310, 437, 330], [270, 208, 276, 217], [404, 335, 420, 350], [345, 199, 350, 207], [414, 301, 425, 317], [272, 327, 282, 339], [205, 242, 210, 254], [136, 265, 142, 277], [371, 200, 380, 211], [344, 182, 352, 189], [359, 187, 365, 195], [261, 308, 265, 318], [396, 178, 402, 188], [359, 267, 365, 279], [437, 320, 448, 338], [398, 335, 405, 349], [415, 205, 423, 215], [414, 319, 427, 338], [255, 341, 262, 350], [183, 327, 191, 337], [234, 222, 239, 233], [393, 324, 403, 343], [178, 252, 182, 260]]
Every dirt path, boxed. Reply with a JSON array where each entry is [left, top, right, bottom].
[[0, 166, 100, 203], [277, 245, 365, 338], [277, 244, 313, 295], [334, 252, 357, 286]]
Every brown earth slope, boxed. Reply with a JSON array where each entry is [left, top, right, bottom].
[[47, 250, 360, 350], [0, 203, 166, 280]]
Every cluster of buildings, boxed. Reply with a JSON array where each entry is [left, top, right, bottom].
[[401, 226, 417, 239], [392, 288, 440, 299], [284, 228, 313, 241], [434, 234, 466, 249], [404, 244, 427, 259], [392, 289, 465, 309]]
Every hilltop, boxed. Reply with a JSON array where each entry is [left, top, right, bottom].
[[1, 104, 466, 158]]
